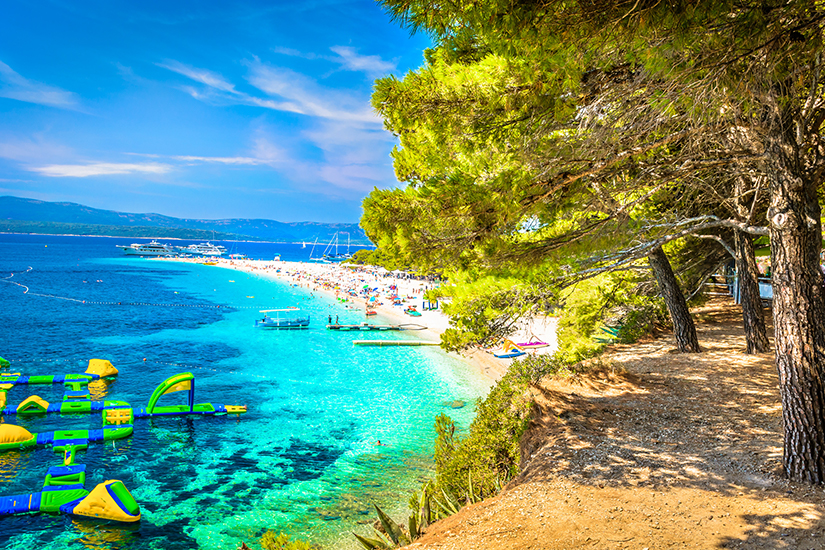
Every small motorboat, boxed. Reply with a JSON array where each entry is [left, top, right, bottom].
[[255, 308, 310, 329], [404, 306, 422, 317], [366, 310, 377, 316]]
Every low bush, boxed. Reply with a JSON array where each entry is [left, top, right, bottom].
[[556, 271, 666, 361], [434, 367, 533, 501], [509, 353, 580, 385]]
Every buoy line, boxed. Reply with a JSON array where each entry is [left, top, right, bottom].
[[2, 267, 239, 309], [0, 357, 81, 365], [2, 268, 345, 312]]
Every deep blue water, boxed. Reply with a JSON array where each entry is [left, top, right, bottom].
[[0, 234, 488, 549]]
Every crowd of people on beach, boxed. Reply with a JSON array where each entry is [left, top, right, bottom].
[[185, 257, 447, 328], [163, 256, 556, 372]]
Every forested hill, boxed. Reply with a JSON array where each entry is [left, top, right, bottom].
[[0, 196, 371, 244]]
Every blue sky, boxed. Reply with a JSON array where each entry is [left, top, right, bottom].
[[0, 0, 429, 222]]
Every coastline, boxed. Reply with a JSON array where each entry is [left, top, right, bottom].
[[158, 257, 557, 382], [2, 233, 480, 550], [0, 231, 373, 246]]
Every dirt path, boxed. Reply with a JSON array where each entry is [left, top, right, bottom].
[[405, 300, 825, 549]]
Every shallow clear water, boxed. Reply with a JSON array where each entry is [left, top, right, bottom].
[[0, 235, 490, 549]]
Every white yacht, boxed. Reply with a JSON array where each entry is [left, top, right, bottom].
[[177, 242, 227, 256], [255, 309, 310, 329], [117, 241, 177, 256]]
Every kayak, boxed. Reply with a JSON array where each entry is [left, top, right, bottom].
[[493, 348, 526, 359]]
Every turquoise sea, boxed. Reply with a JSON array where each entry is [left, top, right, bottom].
[[0, 234, 490, 549]]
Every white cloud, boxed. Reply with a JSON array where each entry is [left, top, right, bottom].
[[243, 95, 311, 116], [157, 57, 381, 123], [250, 134, 289, 164], [272, 45, 397, 78], [32, 162, 171, 177], [299, 120, 396, 193], [124, 131, 289, 167], [0, 136, 74, 163], [272, 46, 319, 60], [157, 60, 238, 94], [173, 155, 263, 165], [244, 59, 380, 123], [329, 46, 396, 78], [0, 61, 79, 109]]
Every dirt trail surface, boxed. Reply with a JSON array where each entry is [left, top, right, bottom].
[[405, 301, 825, 549]]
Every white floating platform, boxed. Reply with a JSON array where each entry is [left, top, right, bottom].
[[353, 340, 440, 347]]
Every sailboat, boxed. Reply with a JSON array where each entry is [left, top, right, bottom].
[[307, 237, 327, 262], [322, 232, 352, 262]]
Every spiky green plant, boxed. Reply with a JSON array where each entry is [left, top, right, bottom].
[[353, 505, 412, 550], [260, 531, 319, 550]]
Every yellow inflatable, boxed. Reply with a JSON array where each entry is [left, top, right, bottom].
[[0, 383, 12, 409], [17, 395, 49, 415], [70, 480, 141, 522], [85, 359, 118, 378], [0, 424, 34, 445]]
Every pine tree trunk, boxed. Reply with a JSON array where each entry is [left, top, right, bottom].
[[735, 231, 770, 353], [648, 245, 700, 353], [768, 134, 825, 483]]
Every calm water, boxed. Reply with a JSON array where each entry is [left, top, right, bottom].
[[0, 234, 489, 549]]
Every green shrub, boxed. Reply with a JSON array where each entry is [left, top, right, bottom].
[[615, 301, 667, 343], [556, 270, 665, 360], [509, 353, 580, 385], [433, 368, 532, 501]]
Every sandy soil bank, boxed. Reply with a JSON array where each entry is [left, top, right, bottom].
[[405, 299, 825, 550]]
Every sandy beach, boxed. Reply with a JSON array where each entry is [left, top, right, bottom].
[[162, 257, 558, 382]]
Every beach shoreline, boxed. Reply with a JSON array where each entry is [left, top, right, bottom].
[[159, 257, 557, 382]]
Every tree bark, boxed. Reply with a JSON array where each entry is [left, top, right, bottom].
[[735, 230, 770, 353], [648, 245, 700, 353], [767, 133, 825, 483]]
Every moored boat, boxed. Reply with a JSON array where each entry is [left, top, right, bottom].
[[493, 348, 526, 359], [404, 306, 422, 317], [321, 232, 352, 262], [491, 338, 528, 358], [255, 308, 310, 329], [177, 242, 226, 256], [515, 335, 550, 349], [116, 241, 177, 256]]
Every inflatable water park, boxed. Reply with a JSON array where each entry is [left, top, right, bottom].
[[0, 356, 246, 523]]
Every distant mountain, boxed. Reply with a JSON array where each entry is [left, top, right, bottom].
[[0, 196, 372, 245]]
